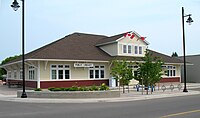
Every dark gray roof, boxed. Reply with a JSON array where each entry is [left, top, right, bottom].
[[3, 32, 184, 65], [96, 32, 127, 46]]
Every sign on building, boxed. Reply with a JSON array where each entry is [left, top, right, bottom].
[[74, 63, 94, 67]]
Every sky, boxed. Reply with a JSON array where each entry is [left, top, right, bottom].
[[0, 0, 200, 62]]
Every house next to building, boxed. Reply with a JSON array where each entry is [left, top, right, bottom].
[[0, 31, 184, 88]]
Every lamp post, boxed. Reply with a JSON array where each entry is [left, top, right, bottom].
[[11, 0, 27, 98], [182, 7, 193, 92]]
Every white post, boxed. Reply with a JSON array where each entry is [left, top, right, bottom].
[[37, 61, 40, 88]]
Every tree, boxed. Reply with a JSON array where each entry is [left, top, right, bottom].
[[111, 60, 134, 93], [134, 51, 164, 94], [171, 52, 178, 57], [0, 55, 20, 80]]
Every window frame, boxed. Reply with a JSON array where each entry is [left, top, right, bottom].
[[89, 65, 105, 79], [50, 64, 71, 80], [163, 65, 176, 77], [14, 70, 17, 79], [123, 44, 132, 54], [123, 45, 127, 53], [139, 46, 142, 54], [7, 71, 12, 79], [28, 66, 35, 80], [134, 46, 138, 54]]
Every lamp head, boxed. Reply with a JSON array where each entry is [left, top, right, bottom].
[[186, 14, 194, 25], [11, 0, 20, 11]]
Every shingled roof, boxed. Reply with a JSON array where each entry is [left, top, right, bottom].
[[2, 32, 184, 65]]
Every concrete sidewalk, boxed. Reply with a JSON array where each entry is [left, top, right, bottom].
[[0, 83, 200, 103]]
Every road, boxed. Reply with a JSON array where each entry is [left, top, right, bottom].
[[0, 94, 200, 118]]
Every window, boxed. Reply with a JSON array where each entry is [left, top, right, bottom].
[[123, 45, 127, 53], [164, 65, 176, 77], [14, 70, 17, 79], [65, 70, 70, 79], [134, 46, 143, 55], [139, 46, 142, 54], [8, 71, 11, 79], [20, 68, 23, 79], [135, 46, 138, 54], [123, 45, 132, 54], [89, 65, 105, 79], [51, 64, 70, 80], [58, 70, 63, 79], [51, 70, 57, 80], [90, 70, 94, 78], [128, 45, 132, 54], [28, 66, 35, 80]]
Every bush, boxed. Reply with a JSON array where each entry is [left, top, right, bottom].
[[48, 87, 55, 91], [89, 85, 99, 91], [60, 87, 65, 91], [68, 86, 79, 91], [100, 83, 109, 91], [47, 84, 109, 92], [52, 88, 62, 91], [34, 88, 42, 91], [64, 88, 70, 91], [78, 87, 89, 91]]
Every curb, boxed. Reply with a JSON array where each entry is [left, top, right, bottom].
[[1, 90, 200, 103]]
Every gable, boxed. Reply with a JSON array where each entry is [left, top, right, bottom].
[[118, 33, 147, 46], [97, 31, 149, 57]]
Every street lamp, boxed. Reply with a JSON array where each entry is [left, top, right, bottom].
[[11, 0, 27, 98], [182, 7, 193, 92]]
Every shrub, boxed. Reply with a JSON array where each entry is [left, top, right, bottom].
[[64, 88, 70, 91], [69, 86, 79, 91], [100, 83, 109, 91], [60, 87, 65, 91], [34, 88, 42, 91], [89, 85, 99, 91], [48, 87, 55, 91], [52, 88, 62, 91], [79, 87, 89, 91]]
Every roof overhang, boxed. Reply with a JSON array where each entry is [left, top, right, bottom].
[[0, 59, 110, 68]]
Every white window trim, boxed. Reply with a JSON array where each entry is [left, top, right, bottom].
[[133, 45, 144, 55], [123, 45, 127, 54], [20, 68, 23, 79], [88, 65, 105, 79], [7, 71, 12, 79], [13, 70, 17, 79], [122, 44, 132, 54], [162, 65, 177, 77], [50, 64, 71, 80], [28, 66, 35, 80], [139, 46, 142, 54]]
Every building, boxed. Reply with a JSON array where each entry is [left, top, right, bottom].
[[0, 31, 184, 88], [179, 55, 200, 83]]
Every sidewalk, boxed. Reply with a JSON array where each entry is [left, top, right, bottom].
[[0, 83, 200, 103]]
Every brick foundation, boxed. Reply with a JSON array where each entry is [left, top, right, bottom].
[[40, 79, 109, 89], [159, 77, 180, 83]]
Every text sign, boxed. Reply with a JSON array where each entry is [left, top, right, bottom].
[[74, 63, 93, 68]]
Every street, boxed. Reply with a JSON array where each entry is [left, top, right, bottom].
[[0, 94, 200, 118]]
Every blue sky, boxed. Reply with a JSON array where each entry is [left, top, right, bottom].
[[0, 0, 200, 62]]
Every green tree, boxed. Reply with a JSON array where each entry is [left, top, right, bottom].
[[111, 60, 134, 93], [135, 51, 164, 94], [0, 55, 20, 80]]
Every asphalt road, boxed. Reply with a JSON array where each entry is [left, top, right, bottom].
[[0, 94, 200, 118]]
